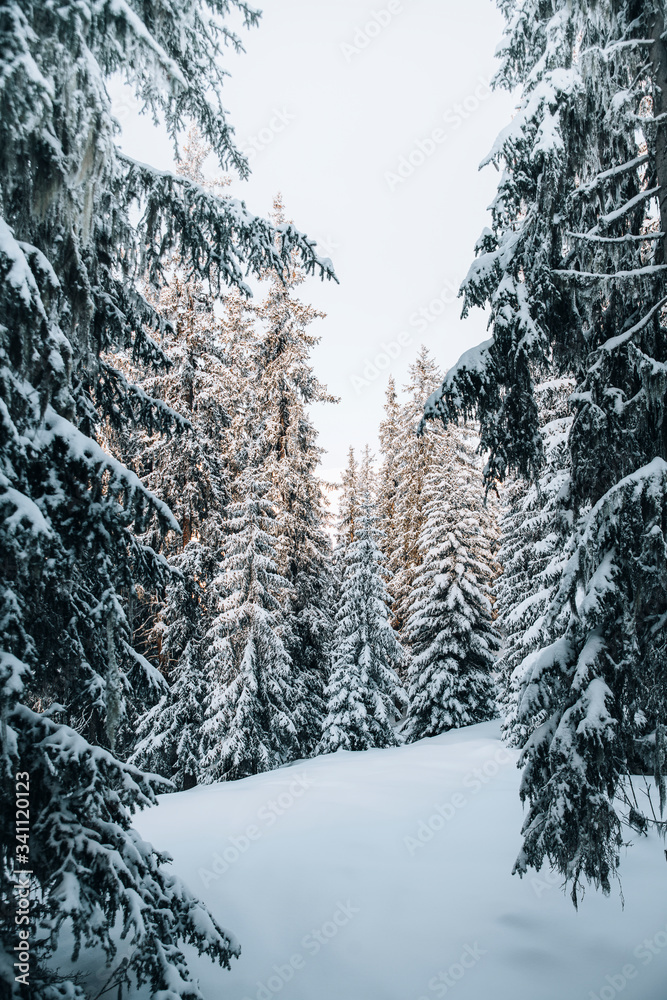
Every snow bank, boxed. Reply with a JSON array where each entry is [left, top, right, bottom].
[[133, 721, 666, 1000]]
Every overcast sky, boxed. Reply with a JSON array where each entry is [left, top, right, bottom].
[[110, 0, 515, 484]]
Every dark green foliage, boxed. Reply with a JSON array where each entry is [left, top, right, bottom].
[[425, 0, 667, 903], [0, 0, 335, 993]]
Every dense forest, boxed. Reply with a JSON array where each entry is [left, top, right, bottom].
[[1, 1, 666, 997]]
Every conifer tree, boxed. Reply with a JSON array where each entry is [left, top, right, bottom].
[[110, 131, 253, 754], [403, 435, 500, 742], [359, 444, 378, 496], [201, 472, 299, 781], [390, 347, 445, 638], [124, 284, 260, 784], [114, 129, 239, 546], [377, 376, 403, 571], [320, 479, 406, 753], [129, 542, 212, 789], [133, 191, 335, 776], [424, 0, 667, 900], [337, 446, 362, 550], [251, 196, 338, 755], [496, 378, 574, 747], [0, 2, 334, 993]]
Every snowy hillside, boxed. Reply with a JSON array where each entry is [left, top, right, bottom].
[[130, 722, 667, 1000]]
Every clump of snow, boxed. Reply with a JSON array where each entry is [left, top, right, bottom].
[[442, 339, 494, 393]]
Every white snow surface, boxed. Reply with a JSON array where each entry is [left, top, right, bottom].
[[134, 721, 667, 1000]]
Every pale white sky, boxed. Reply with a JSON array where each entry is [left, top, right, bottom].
[[110, 0, 514, 483]]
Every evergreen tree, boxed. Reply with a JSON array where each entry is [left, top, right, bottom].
[[115, 130, 239, 547], [496, 377, 574, 746], [251, 196, 338, 756], [110, 131, 252, 752], [336, 446, 361, 550], [403, 436, 500, 742], [377, 376, 403, 571], [124, 284, 259, 784], [390, 347, 445, 638], [320, 482, 406, 753], [201, 473, 299, 781], [424, 0, 667, 901], [0, 1, 334, 994], [359, 443, 378, 497], [133, 189, 336, 778], [129, 542, 212, 790]]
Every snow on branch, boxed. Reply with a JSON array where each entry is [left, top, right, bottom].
[[35, 405, 181, 533], [573, 673, 615, 740], [97, 359, 192, 436], [120, 154, 337, 294], [0, 485, 53, 538], [583, 457, 667, 541], [574, 153, 649, 196], [599, 295, 667, 352], [480, 70, 576, 168], [632, 111, 667, 125], [566, 231, 664, 243], [0, 216, 47, 314], [579, 39, 655, 61], [442, 339, 494, 393], [598, 186, 660, 227], [422, 339, 494, 426], [104, 0, 187, 88], [516, 635, 574, 719], [553, 264, 667, 281]]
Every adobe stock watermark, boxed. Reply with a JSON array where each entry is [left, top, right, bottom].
[[340, 2, 404, 63], [111, 91, 141, 126], [312, 234, 340, 259], [415, 942, 487, 999], [242, 900, 359, 1000], [588, 922, 667, 1000], [385, 77, 492, 191], [197, 774, 312, 887], [13, 772, 32, 988], [404, 746, 513, 856], [351, 276, 459, 393], [237, 108, 297, 163]]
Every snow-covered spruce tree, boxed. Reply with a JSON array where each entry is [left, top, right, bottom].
[[332, 445, 375, 582], [132, 641, 207, 792], [111, 129, 237, 548], [125, 286, 260, 785], [496, 377, 574, 747], [403, 435, 500, 742], [117, 132, 273, 777], [336, 446, 361, 551], [251, 196, 338, 755], [110, 132, 249, 755], [390, 346, 445, 639], [0, 1, 335, 994], [377, 375, 403, 570], [200, 470, 300, 781], [359, 443, 378, 498], [424, 0, 667, 901], [319, 483, 406, 753], [129, 541, 213, 790]]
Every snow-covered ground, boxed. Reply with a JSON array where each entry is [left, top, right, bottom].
[[135, 721, 667, 1000]]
